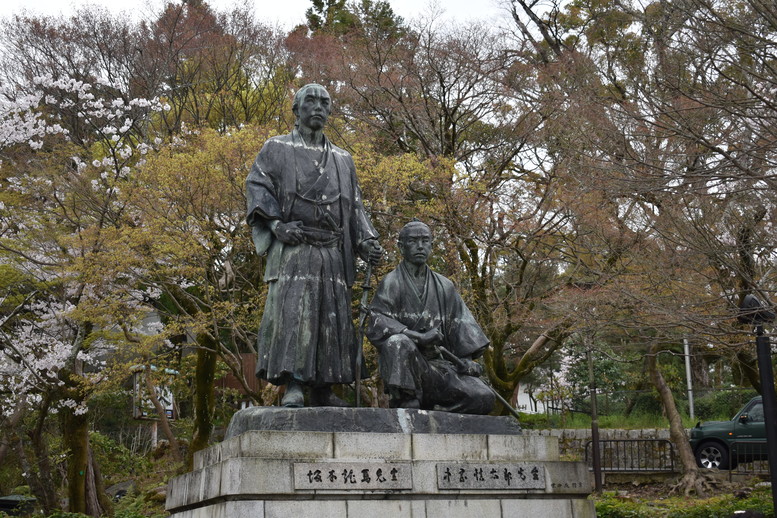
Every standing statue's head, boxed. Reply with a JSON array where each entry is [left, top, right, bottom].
[[292, 83, 332, 131], [398, 219, 433, 267]]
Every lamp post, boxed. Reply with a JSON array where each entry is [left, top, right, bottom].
[[739, 295, 777, 512], [754, 326, 777, 513]]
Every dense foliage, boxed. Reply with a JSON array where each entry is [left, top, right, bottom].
[[1, 0, 776, 513]]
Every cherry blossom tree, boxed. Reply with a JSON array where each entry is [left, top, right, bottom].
[[0, 73, 168, 515]]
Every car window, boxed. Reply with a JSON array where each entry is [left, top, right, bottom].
[[745, 403, 764, 422]]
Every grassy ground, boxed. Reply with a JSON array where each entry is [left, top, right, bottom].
[[521, 411, 702, 430], [593, 476, 774, 517]]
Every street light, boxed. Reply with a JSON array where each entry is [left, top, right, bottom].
[[738, 294, 777, 512]]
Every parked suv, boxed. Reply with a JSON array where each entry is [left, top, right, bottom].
[[689, 396, 766, 469]]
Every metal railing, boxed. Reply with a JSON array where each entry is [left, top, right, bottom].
[[729, 440, 770, 477], [585, 439, 677, 473]]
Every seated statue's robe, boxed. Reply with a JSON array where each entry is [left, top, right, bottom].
[[246, 130, 377, 386], [367, 262, 495, 414]]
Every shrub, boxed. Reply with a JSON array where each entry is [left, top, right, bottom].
[[89, 431, 151, 486], [627, 393, 664, 416], [113, 493, 168, 518], [517, 412, 551, 428], [694, 390, 758, 421], [595, 492, 652, 518], [665, 487, 772, 518]]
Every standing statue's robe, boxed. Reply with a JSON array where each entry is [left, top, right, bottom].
[[246, 130, 377, 386], [367, 262, 495, 414]]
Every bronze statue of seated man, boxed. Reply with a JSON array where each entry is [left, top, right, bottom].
[[367, 220, 495, 414]]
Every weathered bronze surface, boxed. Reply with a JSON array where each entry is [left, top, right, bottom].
[[246, 83, 382, 407], [367, 221, 495, 414]]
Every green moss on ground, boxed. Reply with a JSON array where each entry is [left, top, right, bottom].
[[594, 484, 773, 517]]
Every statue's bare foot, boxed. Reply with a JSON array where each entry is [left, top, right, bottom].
[[310, 386, 350, 407], [281, 382, 304, 407]]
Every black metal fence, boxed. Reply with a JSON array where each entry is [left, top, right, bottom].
[[585, 439, 677, 473], [729, 440, 770, 478]]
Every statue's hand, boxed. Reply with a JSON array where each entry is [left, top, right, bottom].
[[404, 326, 442, 347], [272, 220, 304, 245], [359, 239, 384, 266], [458, 358, 484, 377], [424, 326, 444, 346]]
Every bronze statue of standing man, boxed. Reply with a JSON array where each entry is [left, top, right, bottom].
[[246, 83, 383, 407]]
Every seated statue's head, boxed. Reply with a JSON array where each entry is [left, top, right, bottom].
[[293, 83, 331, 131], [398, 220, 432, 267]]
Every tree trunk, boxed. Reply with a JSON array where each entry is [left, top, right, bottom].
[[164, 285, 218, 470], [29, 400, 59, 513], [736, 349, 762, 393], [624, 358, 650, 416], [13, 431, 58, 514], [647, 344, 713, 497], [485, 326, 566, 416], [86, 445, 112, 517], [61, 406, 109, 517], [144, 362, 183, 462], [63, 408, 90, 514], [188, 334, 217, 469], [0, 406, 24, 470]]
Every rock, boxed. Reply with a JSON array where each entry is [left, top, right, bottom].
[[105, 480, 136, 501], [146, 486, 167, 503]]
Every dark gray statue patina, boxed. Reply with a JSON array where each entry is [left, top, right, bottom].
[[367, 220, 495, 414], [246, 83, 383, 408]]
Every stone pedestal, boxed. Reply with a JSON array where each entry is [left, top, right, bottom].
[[166, 408, 595, 518]]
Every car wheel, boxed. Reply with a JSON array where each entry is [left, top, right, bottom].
[[695, 441, 733, 469]]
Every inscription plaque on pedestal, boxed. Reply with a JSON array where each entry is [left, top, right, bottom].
[[294, 462, 413, 490], [436, 463, 546, 490], [168, 427, 595, 518]]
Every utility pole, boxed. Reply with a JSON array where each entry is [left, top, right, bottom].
[[683, 338, 694, 421], [587, 337, 602, 493]]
